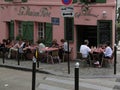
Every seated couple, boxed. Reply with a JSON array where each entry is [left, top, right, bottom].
[[80, 40, 113, 67]]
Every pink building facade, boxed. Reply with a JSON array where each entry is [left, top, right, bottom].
[[0, 0, 116, 59]]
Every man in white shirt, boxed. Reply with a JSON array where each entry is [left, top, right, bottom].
[[80, 40, 91, 58]]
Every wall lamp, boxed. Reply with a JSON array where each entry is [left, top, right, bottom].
[[102, 11, 107, 18]]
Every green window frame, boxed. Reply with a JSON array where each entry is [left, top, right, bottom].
[[73, 0, 77, 3], [80, 0, 106, 3], [4, 0, 27, 2], [64, 17, 74, 42], [22, 21, 34, 42], [4, 0, 12, 2], [45, 23, 53, 47], [8, 21, 14, 40], [97, 20, 112, 45]]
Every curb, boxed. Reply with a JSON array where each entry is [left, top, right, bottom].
[[0, 64, 54, 75]]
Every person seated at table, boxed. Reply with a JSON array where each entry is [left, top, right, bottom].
[[93, 44, 104, 66], [7, 38, 25, 58], [50, 39, 59, 48], [80, 40, 92, 58], [36, 39, 47, 62], [80, 40, 92, 65], [23, 40, 32, 59], [0, 39, 8, 54], [37, 39, 46, 53], [103, 41, 113, 59]]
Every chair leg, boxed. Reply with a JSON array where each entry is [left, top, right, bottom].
[[47, 55, 54, 64]]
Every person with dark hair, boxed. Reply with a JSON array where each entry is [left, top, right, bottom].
[[50, 39, 59, 48], [103, 41, 113, 58]]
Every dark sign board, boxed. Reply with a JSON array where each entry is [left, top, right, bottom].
[[51, 17, 59, 25]]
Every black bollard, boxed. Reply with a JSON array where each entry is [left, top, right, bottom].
[[17, 48, 20, 65], [2, 47, 6, 64], [32, 56, 36, 90], [114, 44, 117, 75], [67, 40, 70, 74], [2, 51, 5, 64], [75, 62, 79, 90]]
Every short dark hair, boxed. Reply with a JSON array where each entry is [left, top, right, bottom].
[[105, 41, 110, 46], [84, 40, 89, 45], [61, 39, 65, 43]]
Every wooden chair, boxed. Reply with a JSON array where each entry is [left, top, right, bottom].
[[77, 52, 92, 67], [47, 50, 61, 64], [62, 47, 73, 62], [101, 52, 114, 67]]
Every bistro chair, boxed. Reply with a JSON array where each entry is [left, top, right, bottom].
[[62, 47, 73, 62], [77, 52, 92, 67], [47, 50, 60, 64], [101, 51, 114, 67]]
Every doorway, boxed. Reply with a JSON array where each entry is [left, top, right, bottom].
[[76, 25, 97, 51]]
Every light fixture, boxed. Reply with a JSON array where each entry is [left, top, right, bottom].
[[102, 11, 107, 18]]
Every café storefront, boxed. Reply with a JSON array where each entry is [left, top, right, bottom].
[[0, 0, 116, 59]]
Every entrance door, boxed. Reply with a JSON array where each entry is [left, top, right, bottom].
[[76, 25, 97, 51]]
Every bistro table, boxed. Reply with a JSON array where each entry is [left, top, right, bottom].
[[91, 48, 104, 67], [41, 47, 60, 64]]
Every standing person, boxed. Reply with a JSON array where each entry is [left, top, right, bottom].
[[59, 39, 71, 61], [60, 39, 69, 53], [80, 40, 91, 58]]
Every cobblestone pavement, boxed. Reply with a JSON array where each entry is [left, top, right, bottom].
[[0, 51, 120, 78]]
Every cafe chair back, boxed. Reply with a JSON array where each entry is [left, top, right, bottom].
[[101, 51, 114, 67], [77, 52, 92, 67], [62, 47, 73, 62], [47, 50, 60, 64]]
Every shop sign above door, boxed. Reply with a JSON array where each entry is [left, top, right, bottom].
[[61, 6, 74, 17]]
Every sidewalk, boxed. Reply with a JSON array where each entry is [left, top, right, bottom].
[[0, 56, 120, 78]]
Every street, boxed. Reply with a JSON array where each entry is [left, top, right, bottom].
[[0, 67, 119, 90], [0, 50, 120, 90]]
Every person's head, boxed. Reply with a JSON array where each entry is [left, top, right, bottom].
[[37, 38, 44, 44], [52, 39, 57, 44], [105, 41, 110, 46], [60, 39, 65, 43], [84, 40, 89, 45]]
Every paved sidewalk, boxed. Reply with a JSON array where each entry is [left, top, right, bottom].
[[0, 51, 120, 78]]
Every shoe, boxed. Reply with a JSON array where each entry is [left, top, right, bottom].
[[94, 61, 99, 65], [8, 54, 11, 59]]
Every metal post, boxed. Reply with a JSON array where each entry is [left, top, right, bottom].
[[2, 51, 5, 64], [114, 44, 117, 75], [32, 56, 36, 90], [17, 48, 20, 65], [67, 40, 70, 74], [35, 49, 39, 68], [75, 62, 79, 90]]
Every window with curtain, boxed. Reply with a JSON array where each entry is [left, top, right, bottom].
[[38, 22, 45, 40]]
